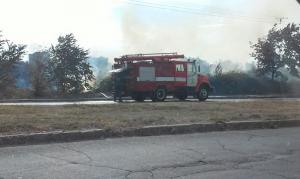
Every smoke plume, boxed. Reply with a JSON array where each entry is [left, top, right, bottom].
[[120, 0, 300, 67]]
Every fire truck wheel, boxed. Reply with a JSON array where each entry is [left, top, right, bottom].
[[155, 88, 167, 102], [198, 87, 208, 101]]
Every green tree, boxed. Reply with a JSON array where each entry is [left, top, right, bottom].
[[0, 32, 26, 96], [49, 34, 94, 95], [251, 22, 300, 80], [280, 23, 300, 77], [251, 24, 283, 80]]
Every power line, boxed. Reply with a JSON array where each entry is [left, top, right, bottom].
[[139, 0, 277, 20], [123, 0, 277, 24], [125, 0, 275, 23]]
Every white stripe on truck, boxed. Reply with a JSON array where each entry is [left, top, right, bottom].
[[137, 77, 186, 82], [156, 77, 175, 81], [175, 77, 186, 82]]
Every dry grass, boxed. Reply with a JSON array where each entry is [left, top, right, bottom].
[[0, 100, 299, 135]]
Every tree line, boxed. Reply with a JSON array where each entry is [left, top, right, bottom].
[[1, 21, 300, 98], [0, 33, 96, 98], [209, 21, 300, 95]]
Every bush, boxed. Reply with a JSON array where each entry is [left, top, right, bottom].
[[0, 88, 33, 99], [210, 71, 289, 95]]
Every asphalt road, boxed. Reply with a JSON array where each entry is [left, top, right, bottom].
[[0, 127, 299, 179], [0, 97, 300, 106]]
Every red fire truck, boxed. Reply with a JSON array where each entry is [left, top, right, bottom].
[[112, 53, 213, 102]]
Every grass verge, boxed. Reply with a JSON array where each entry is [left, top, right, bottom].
[[0, 100, 299, 135]]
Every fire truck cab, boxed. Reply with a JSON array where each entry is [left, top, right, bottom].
[[112, 53, 213, 102]]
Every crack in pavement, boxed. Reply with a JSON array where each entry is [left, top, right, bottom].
[[57, 144, 93, 162], [163, 151, 285, 179], [215, 139, 246, 155], [33, 152, 132, 173], [171, 167, 295, 179], [3, 129, 298, 179], [242, 132, 265, 142], [251, 168, 296, 179], [125, 160, 207, 179], [170, 167, 247, 179], [0, 147, 85, 176], [170, 153, 280, 179], [125, 170, 154, 179], [231, 153, 274, 169], [263, 171, 295, 179], [173, 147, 208, 162], [180, 147, 207, 157], [0, 158, 68, 177], [56, 144, 141, 175], [122, 137, 279, 179]]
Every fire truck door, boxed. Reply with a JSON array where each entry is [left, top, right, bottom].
[[139, 67, 155, 81], [175, 63, 186, 82], [187, 63, 197, 87]]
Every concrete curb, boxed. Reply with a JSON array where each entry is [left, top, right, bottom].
[[1, 120, 300, 147]]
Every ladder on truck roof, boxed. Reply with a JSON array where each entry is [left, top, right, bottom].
[[114, 52, 185, 64]]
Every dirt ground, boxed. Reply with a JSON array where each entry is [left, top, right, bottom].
[[0, 100, 299, 135]]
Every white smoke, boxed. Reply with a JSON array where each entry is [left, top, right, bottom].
[[120, 0, 300, 67]]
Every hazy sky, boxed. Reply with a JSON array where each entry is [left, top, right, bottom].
[[1, 0, 300, 64]]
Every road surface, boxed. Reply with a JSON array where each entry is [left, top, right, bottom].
[[0, 127, 299, 179], [0, 97, 300, 106]]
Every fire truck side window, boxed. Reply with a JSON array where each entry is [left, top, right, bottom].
[[176, 64, 184, 72]]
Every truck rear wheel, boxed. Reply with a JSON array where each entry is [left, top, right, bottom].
[[198, 87, 209, 101], [154, 88, 167, 102]]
